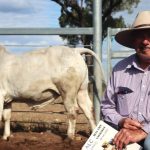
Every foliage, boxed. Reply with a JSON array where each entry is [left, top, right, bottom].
[[51, 0, 140, 47]]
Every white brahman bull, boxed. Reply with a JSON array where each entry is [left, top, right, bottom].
[[0, 45, 105, 140]]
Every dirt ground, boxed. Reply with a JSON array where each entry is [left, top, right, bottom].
[[0, 98, 92, 150], [0, 130, 89, 150]]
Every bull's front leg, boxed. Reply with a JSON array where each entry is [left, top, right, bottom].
[[2, 103, 12, 140]]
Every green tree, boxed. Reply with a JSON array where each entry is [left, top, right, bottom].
[[51, 0, 140, 47]]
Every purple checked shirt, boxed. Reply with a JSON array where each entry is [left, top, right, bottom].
[[101, 54, 150, 133]]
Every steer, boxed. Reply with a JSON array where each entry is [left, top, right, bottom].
[[0, 45, 105, 140]]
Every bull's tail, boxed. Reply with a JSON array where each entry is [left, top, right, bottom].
[[75, 48, 106, 85]]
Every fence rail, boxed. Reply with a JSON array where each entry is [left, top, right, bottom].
[[0, 27, 93, 35], [106, 27, 134, 79], [0, 26, 105, 126]]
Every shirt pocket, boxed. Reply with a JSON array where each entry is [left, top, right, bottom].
[[116, 87, 134, 116]]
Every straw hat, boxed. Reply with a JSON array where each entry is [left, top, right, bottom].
[[115, 11, 150, 49]]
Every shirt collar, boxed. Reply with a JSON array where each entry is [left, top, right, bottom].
[[126, 54, 143, 71]]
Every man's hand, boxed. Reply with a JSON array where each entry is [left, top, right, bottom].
[[113, 128, 147, 150], [118, 118, 142, 130], [113, 118, 147, 150]]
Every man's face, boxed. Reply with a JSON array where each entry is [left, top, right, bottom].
[[133, 30, 150, 57], [132, 30, 150, 61]]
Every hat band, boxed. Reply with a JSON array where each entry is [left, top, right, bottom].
[[134, 24, 150, 28]]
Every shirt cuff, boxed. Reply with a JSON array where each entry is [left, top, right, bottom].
[[104, 113, 124, 129], [142, 124, 150, 134]]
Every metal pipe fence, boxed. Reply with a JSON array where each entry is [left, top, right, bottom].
[[0, 28, 97, 128], [106, 27, 134, 80]]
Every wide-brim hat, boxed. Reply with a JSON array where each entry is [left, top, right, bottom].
[[115, 11, 150, 49]]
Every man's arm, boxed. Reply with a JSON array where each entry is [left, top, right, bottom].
[[101, 72, 124, 127]]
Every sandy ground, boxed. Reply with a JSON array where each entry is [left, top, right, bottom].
[[0, 130, 89, 150]]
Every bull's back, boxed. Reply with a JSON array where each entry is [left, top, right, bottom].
[[2, 46, 88, 100]]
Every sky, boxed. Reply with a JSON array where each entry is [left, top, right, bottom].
[[114, 0, 150, 25], [0, 0, 66, 53], [0, 0, 60, 27], [0, 0, 149, 55]]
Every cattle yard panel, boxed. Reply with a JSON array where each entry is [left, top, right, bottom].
[[0, 28, 93, 35], [0, 0, 104, 134], [10, 99, 91, 133], [0, 27, 135, 132], [0, 27, 101, 132], [106, 27, 134, 80]]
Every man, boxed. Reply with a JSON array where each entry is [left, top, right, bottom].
[[101, 11, 150, 150]]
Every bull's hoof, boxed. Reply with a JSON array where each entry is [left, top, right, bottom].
[[2, 135, 8, 140], [2, 134, 13, 141], [63, 137, 73, 145], [2, 136, 9, 141]]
